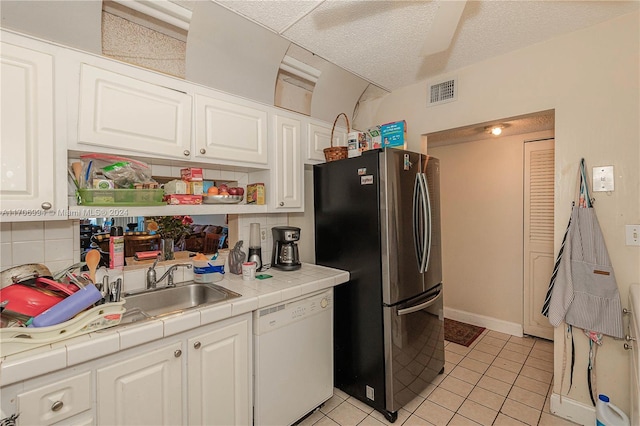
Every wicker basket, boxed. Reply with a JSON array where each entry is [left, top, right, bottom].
[[323, 113, 350, 162]]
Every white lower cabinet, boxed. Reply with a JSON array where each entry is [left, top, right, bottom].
[[0, 314, 251, 426], [187, 316, 251, 425], [97, 342, 184, 425]]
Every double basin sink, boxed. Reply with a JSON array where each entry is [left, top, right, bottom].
[[121, 282, 241, 325]]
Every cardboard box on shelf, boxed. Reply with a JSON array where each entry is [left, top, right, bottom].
[[164, 179, 188, 195], [348, 132, 369, 158], [180, 167, 203, 181], [247, 183, 265, 205], [366, 126, 382, 149], [164, 194, 203, 205], [380, 120, 407, 149], [188, 181, 204, 195]]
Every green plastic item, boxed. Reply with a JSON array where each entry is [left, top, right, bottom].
[[77, 189, 165, 206]]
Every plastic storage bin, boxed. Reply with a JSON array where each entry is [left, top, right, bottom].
[[77, 189, 164, 206]]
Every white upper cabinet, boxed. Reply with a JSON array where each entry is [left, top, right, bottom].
[[272, 113, 303, 210], [194, 94, 268, 165], [306, 119, 347, 164], [78, 64, 193, 160], [0, 42, 66, 220]]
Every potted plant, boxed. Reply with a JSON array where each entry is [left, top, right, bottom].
[[147, 215, 193, 260]]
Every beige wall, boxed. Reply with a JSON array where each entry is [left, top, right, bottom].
[[429, 132, 534, 326], [364, 11, 639, 417]]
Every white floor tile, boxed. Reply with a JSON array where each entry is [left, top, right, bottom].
[[315, 334, 578, 426]]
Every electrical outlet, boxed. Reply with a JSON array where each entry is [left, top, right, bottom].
[[626, 225, 640, 246], [261, 230, 266, 241]]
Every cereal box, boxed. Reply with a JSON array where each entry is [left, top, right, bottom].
[[366, 126, 382, 149], [380, 120, 407, 149], [247, 183, 266, 205]]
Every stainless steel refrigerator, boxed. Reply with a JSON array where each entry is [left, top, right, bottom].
[[314, 148, 444, 423]]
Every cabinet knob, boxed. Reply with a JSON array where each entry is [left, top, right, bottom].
[[41, 202, 52, 210], [194, 341, 201, 349], [51, 400, 64, 412], [624, 343, 633, 351], [200, 148, 206, 155], [626, 334, 637, 342], [279, 201, 284, 207], [183, 150, 190, 156], [174, 349, 182, 357]]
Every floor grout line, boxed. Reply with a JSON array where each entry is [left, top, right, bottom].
[[298, 331, 574, 426]]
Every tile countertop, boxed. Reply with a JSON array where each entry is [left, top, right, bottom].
[[0, 263, 349, 386]]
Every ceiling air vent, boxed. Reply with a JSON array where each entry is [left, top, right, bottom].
[[428, 78, 457, 107]]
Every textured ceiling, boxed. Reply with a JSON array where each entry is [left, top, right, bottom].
[[211, 0, 639, 92]]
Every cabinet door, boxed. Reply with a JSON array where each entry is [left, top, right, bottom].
[[97, 343, 183, 425], [307, 121, 347, 163], [0, 43, 59, 217], [187, 316, 251, 426], [78, 64, 192, 159], [273, 114, 302, 209], [194, 94, 268, 165]]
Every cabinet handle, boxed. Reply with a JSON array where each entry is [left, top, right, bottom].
[[624, 343, 633, 351], [41, 202, 52, 210], [626, 335, 637, 342], [174, 349, 182, 357], [200, 148, 206, 155], [183, 150, 190, 156], [279, 202, 284, 207], [194, 341, 201, 349], [51, 400, 64, 412]]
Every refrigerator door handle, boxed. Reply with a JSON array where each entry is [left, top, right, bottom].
[[397, 288, 442, 316], [413, 173, 424, 270], [420, 173, 432, 273]]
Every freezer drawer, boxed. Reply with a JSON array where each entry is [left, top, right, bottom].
[[384, 284, 445, 413]]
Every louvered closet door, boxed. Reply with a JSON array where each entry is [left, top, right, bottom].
[[524, 139, 555, 340]]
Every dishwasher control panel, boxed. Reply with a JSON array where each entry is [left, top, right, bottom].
[[254, 288, 333, 334]]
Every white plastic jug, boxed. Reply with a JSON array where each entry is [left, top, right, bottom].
[[596, 394, 630, 426]]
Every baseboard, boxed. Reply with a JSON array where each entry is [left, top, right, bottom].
[[550, 393, 595, 426], [443, 307, 523, 337]]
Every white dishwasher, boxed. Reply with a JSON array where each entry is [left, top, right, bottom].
[[253, 288, 333, 426]]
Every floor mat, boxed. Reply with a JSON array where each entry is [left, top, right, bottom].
[[444, 318, 485, 347]]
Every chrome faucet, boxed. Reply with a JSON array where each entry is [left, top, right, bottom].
[[146, 256, 192, 289]]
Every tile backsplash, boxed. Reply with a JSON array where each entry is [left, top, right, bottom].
[[234, 213, 290, 268], [0, 220, 80, 272]]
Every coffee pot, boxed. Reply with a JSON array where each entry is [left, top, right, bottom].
[[271, 226, 301, 271]]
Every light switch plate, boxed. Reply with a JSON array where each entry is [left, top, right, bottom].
[[626, 225, 640, 246], [592, 166, 614, 192]]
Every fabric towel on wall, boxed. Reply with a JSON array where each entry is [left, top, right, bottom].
[[542, 159, 624, 339]]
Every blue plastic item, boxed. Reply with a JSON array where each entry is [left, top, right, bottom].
[[29, 284, 102, 328]]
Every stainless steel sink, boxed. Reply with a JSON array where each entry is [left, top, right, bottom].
[[121, 282, 241, 324]]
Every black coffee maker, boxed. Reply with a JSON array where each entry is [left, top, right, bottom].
[[271, 226, 301, 271]]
